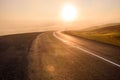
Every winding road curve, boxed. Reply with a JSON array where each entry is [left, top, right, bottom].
[[28, 31, 120, 80]]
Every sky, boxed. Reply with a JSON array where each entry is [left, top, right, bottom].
[[0, 0, 120, 35]]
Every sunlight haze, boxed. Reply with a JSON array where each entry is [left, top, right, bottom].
[[61, 3, 77, 21], [0, 0, 120, 35]]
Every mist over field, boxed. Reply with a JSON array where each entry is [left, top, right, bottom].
[[0, 22, 57, 36], [0, 0, 120, 36], [1, 21, 120, 36]]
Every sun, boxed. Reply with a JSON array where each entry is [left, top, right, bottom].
[[61, 3, 77, 21]]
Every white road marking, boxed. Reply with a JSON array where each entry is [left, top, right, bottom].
[[53, 32, 120, 68]]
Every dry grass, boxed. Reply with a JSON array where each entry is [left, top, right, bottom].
[[65, 24, 120, 47]]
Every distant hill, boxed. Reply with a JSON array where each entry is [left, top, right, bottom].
[[92, 23, 120, 33], [83, 23, 120, 32]]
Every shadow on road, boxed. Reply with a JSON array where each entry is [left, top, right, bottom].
[[0, 33, 40, 80]]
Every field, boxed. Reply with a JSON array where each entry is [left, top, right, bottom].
[[0, 32, 41, 80], [65, 24, 120, 47]]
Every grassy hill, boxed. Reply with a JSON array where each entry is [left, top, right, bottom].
[[92, 24, 120, 32], [65, 23, 120, 47]]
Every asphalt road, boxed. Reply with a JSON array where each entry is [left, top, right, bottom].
[[28, 31, 120, 80]]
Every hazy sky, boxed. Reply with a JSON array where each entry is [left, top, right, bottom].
[[0, 0, 120, 35]]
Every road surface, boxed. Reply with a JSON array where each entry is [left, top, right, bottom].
[[28, 31, 120, 80]]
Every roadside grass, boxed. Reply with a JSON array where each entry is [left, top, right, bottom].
[[65, 25, 120, 47], [0, 32, 41, 80]]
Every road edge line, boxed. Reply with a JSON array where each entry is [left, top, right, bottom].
[[53, 32, 120, 68]]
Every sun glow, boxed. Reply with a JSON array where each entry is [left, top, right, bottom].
[[61, 3, 77, 21]]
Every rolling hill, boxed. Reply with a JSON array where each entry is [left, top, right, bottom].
[[65, 23, 120, 47]]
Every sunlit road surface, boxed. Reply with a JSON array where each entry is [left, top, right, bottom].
[[29, 31, 120, 80]]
